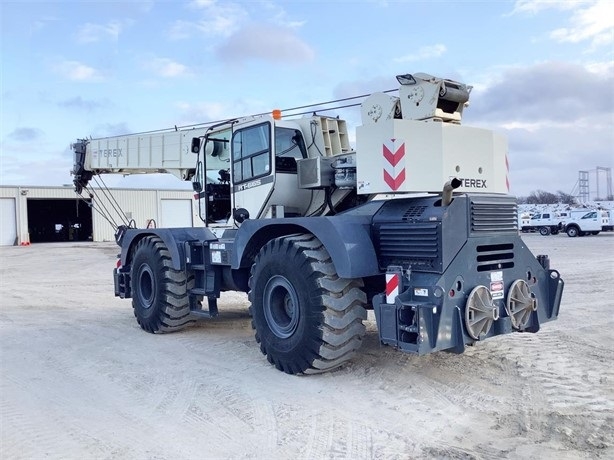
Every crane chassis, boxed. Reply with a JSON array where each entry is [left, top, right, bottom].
[[72, 73, 564, 374]]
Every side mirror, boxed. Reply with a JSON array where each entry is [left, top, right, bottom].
[[192, 181, 203, 193], [191, 137, 201, 154]]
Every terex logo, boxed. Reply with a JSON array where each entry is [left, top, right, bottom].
[[94, 149, 123, 158], [459, 178, 487, 188]]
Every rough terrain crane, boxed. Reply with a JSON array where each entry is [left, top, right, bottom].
[[72, 73, 564, 374]]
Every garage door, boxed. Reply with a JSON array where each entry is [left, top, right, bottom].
[[0, 198, 17, 246], [160, 199, 193, 228]]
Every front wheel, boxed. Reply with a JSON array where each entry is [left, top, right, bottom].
[[249, 234, 367, 374], [131, 236, 195, 333]]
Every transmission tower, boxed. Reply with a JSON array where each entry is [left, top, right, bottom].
[[578, 170, 590, 202], [595, 166, 612, 200], [575, 167, 613, 201]]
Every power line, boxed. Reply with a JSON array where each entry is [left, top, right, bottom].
[[88, 89, 399, 139]]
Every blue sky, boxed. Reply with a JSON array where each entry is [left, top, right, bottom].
[[1, 0, 613, 198]]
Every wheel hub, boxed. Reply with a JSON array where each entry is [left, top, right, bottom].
[[263, 275, 300, 339], [137, 264, 155, 309]]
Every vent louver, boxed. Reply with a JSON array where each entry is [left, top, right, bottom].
[[471, 199, 518, 234]]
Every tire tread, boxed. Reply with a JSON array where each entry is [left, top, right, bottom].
[[132, 236, 195, 333], [249, 234, 367, 375]]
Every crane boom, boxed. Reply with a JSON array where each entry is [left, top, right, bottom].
[[72, 126, 231, 193]]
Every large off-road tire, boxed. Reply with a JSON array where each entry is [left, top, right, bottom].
[[249, 234, 367, 375], [131, 236, 195, 333]]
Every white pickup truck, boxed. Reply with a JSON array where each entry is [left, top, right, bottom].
[[562, 210, 611, 237], [519, 212, 563, 236]]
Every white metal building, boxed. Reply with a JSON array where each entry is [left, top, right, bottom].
[[0, 186, 204, 246]]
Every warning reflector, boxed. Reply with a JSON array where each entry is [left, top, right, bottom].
[[386, 273, 399, 304]]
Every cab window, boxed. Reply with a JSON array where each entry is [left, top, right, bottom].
[[232, 123, 271, 184], [275, 128, 305, 159], [275, 127, 306, 173]]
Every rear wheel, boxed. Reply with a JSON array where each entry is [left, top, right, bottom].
[[566, 226, 579, 237], [131, 236, 194, 333], [249, 234, 367, 374], [539, 226, 550, 236]]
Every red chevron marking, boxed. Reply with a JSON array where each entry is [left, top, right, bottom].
[[383, 168, 406, 191], [383, 143, 405, 167]]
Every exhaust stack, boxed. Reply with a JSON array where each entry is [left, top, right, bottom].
[[442, 178, 462, 206]]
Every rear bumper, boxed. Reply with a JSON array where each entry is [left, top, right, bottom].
[[372, 236, 564, 355]]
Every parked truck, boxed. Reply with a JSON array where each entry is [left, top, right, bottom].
[[562, 210, 610, 237], [519, 212, 563, 235], [71, 72, 564, 374]]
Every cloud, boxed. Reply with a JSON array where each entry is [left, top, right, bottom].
[[32, 16, 61, 33], [7, 127, 44, 142], [509, 0, 577, 15], [176, 101, 231, 123], [332, 75, 398, 100], [549, 1, 614, 49], [188, 0, 217, 8], [143, 57, 193, 78], [53, 60, 104, 82], [259, 1, 306, 29], [466, 61, 613, 196], [0, 153, 74, 187], [215, 24, 314, 63], [169, 1, 305, 46], [175, 98, 277, 126], [469, 61, 613, 122], [504, 120, 613, 197], [0, 149, 192, 189], [169, 2, 247, 39], [510, 0, 613, 50], [91, 123, 132, 138], [75, 20, 129, 43], [394, 44, 447, 63], [58, 96, 106, 112]]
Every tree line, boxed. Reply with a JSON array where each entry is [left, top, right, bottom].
[[517, 190, 614, 205]]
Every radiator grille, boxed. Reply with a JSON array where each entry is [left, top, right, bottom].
[[471, 199, 518, 234], [476, 243, 514, 272], [375, 223, 441, 271], [402, 206, 427, 221]]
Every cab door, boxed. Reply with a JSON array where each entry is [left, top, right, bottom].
[[231, 119, 275, 221]]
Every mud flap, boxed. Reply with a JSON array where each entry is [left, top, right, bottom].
[[547, 270, 564, 320], [444, 306, 466, 354], [524, 310, 541, 334]]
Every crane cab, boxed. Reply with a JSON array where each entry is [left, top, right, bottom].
[[191, 116, 311, 228]]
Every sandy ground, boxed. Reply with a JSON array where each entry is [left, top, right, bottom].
[[1, 233, 613, 459]]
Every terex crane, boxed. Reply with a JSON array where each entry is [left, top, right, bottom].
[[72, 73, 564, 374]]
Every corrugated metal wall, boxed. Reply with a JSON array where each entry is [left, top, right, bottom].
[[0, 186, 204, 244]]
